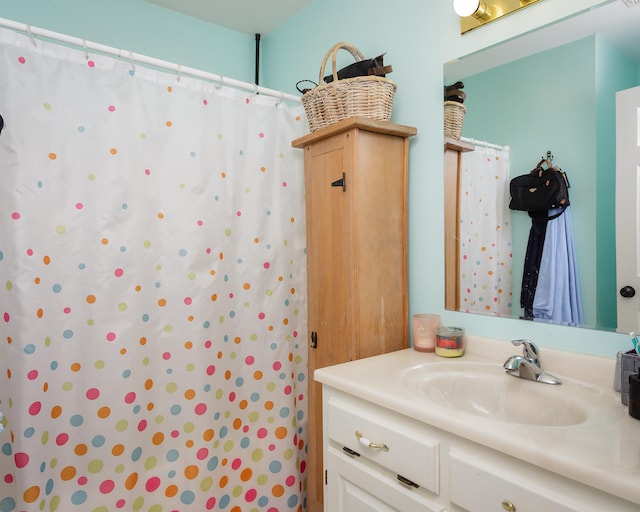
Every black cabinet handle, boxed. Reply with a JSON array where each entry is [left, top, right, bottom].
[[331, 172, 346, 191]]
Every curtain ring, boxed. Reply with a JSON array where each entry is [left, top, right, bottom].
[[82, 39, 89, 60], [128, 50, 136, 75], [26, 24, 36, 47], [215, 74, 223, 91], [176, 64, 182, 82]]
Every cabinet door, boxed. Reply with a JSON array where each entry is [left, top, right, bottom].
[[326, 446, 444, 512], [305, 133, 353, 370], [305, 133, 354, 512]]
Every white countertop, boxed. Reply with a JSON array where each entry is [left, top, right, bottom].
[[314, 335, 640, 506]]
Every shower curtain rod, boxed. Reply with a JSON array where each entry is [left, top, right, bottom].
[[461, 136, 509, 151], [0, 17, 301, 104]]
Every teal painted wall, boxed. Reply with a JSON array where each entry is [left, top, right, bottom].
[[0, 0, 256, 82], [1, 0, 635, 358]]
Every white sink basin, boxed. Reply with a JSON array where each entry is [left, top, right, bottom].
[[401, 361, 601, 427]]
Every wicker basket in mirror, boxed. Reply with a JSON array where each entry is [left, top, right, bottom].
[[444, 101, 466, 140]]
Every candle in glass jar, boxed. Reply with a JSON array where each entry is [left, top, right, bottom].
[[435, 326, 466, 357], [412, 314, 440, 352]]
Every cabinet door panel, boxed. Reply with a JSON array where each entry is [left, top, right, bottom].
[[305, 138, 352, 368], [305, 135, 352, 512]]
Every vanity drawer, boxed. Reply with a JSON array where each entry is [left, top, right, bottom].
[[326, 395, 440, 494], [326, 445, 445, 512], [449, 449, 600, 512]]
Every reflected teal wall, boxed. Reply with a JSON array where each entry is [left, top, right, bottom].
[[460, 37, 638, 331], [462, 38, 598, 327]]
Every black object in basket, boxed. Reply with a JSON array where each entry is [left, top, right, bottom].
[[323, 53, 391, 83]]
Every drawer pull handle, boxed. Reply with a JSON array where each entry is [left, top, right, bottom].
[[355, 430, 389, 452], [501, 500, 516, 512]]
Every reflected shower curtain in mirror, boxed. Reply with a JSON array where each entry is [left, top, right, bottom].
[[459, 144, 513, 316], [0, 28, 307, 512]]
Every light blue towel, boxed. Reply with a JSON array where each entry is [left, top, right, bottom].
[[532, 206, 584, 326]]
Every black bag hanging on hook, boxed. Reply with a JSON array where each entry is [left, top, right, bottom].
[[509, 166, 570, 220]]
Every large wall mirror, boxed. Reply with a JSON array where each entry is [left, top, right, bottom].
[[444, 1, 640, 333]]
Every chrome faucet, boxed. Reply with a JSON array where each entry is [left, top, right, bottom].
[[503, 339, 561, 385]]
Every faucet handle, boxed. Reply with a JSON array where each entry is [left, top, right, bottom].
[[510, 339, 541, 367]]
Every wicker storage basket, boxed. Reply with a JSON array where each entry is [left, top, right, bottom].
[[302, 42, 396, 132], [444, 101, 466, 139]]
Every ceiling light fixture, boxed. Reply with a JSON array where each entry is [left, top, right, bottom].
[[454, 0, 543, 34], [453, 0, 492, 19]]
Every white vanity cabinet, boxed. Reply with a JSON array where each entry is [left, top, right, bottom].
[[321, 385, 640, 512]]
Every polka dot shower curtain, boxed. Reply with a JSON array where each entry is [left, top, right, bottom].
[[0, 28, 307, 512], [459, 144, 513, 317]]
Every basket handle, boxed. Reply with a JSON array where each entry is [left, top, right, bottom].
[[318, 42, 366, 85]]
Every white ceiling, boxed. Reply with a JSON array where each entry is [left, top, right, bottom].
[[446, 1, 640, 81], [146, 0, 640, 63], [144, 0, 313, 35]]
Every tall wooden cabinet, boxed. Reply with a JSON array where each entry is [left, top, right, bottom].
[[292, 117, 416, 512]]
